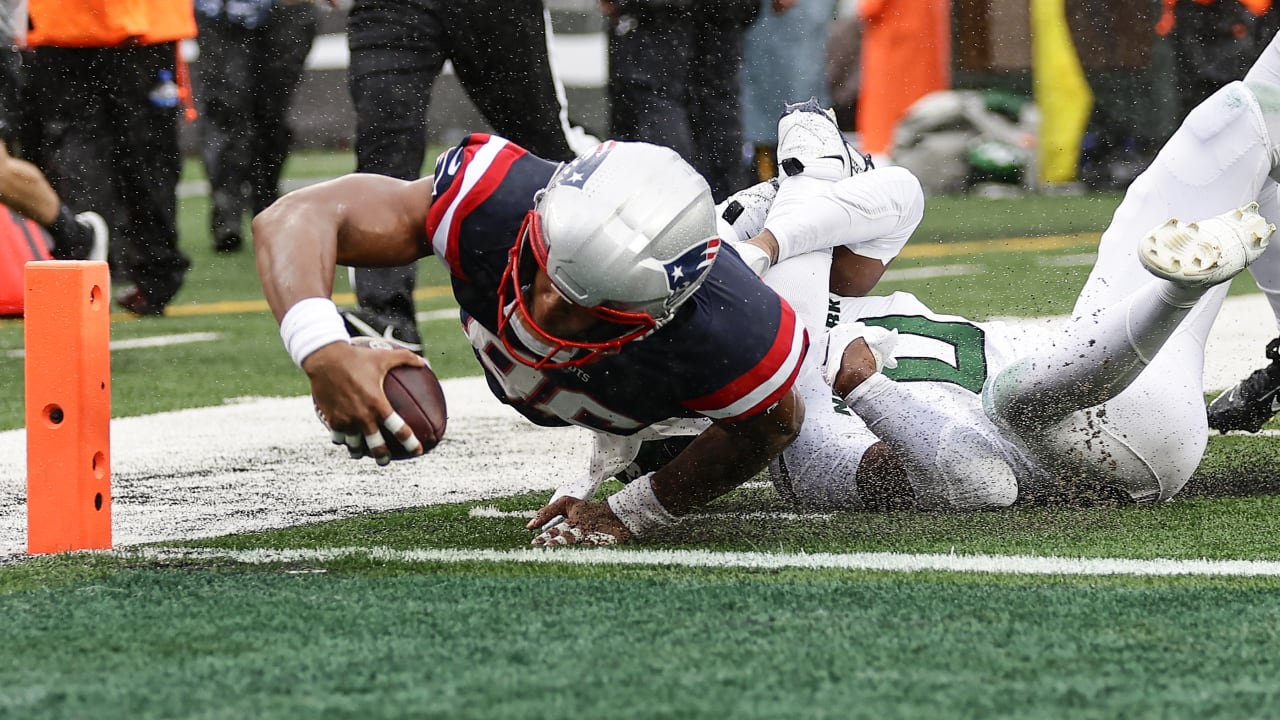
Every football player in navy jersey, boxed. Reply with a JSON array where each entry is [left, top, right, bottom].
[[256, 137, 810, 546], [255, 97, 930, 545]]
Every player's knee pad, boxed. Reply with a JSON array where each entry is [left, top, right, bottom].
[[983, 358, 1061, 435], [1165, 81, 1274, 190]]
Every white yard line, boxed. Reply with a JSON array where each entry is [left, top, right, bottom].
[[129, 545, 1280, 578], [881, 264, 978, 282], [4, 332, 221, 359], [1036, 253, 1098, 267], [417, 309, 462, 323]]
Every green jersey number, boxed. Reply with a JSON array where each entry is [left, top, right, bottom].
[[860, 315, 988, 394]]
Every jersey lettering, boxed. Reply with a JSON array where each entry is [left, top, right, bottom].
[[831, 394, 853, 416]]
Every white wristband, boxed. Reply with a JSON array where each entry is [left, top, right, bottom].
[[279, 297, 349, 367], [607, 472, 677, 537]]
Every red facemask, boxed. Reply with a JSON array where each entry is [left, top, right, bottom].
[[496, 210, 659, 370]]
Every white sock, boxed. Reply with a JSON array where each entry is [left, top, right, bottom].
[[987, 279, 1197, 432]]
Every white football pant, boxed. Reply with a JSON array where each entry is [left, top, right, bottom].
[[986, 76, 1280, 501]]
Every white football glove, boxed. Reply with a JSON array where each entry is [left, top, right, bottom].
[[822, 321, 899, 389], [716, 177, 780, 243]]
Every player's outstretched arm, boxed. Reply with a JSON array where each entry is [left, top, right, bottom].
[[650, 388, 804, 515], [253, 173, 436, 466], [254, 173, 435, 323], [530, 388, 804, 545]]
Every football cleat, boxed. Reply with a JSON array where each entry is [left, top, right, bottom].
[[1207, 337, 1280, 433], [776, 97, 871, 181], [73, 211, 109, 263], [717, 177, 780, 244], [1139, 202, 1274, 288], [342, 308, 423, 354]]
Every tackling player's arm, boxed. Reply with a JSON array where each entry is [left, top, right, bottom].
[[829, 333, 912, 508], [830, 246, 893, 297], [253, 173, 437, 465], [744, 229, 896, 297]]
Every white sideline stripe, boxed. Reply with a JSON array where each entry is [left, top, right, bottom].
[[4, 332, 221, 359], [129, 545, 1280, 577], [417, 309, 461, 323], [1037, 253, 1098, 267], [467, 506, 832, 522], [880, 264, 977, 282]]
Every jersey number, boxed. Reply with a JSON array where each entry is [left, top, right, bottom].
[[467, 321, 647, 432], [860, 315, 988, 394]]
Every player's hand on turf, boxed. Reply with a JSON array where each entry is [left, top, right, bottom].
[[303, 340, 426, 465], [529, 496, 633, 547]]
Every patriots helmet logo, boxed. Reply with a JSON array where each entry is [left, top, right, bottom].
[[554, 141, 616, 190], [664, 237, 720, 294]]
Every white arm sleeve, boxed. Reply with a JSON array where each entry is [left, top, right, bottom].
[[765, 166, 925, 265], [844, 373, 1017, 511]]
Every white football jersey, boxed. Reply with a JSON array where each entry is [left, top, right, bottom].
[[826, 291, 1050, 495], [825, 289, 1217, 504]]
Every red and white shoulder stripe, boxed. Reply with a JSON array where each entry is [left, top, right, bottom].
[[426, 135, 527, 280], [683, 301, 808, 422]]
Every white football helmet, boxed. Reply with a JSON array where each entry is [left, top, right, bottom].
[[498, 141, 721, 368]]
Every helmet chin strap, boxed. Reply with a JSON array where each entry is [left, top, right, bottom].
[[504, 301, 580, 366]]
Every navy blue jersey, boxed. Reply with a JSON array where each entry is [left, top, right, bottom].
[[426, 134, 807, 434]]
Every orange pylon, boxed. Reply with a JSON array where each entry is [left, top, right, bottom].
[[24, 261, 111, 554]]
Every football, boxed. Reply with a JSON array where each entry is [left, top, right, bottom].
[[348, 336, 448, 459], [382, 361, 448, 459]]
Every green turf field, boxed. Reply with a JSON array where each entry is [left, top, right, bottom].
[[2, 156, 1279, 719]]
